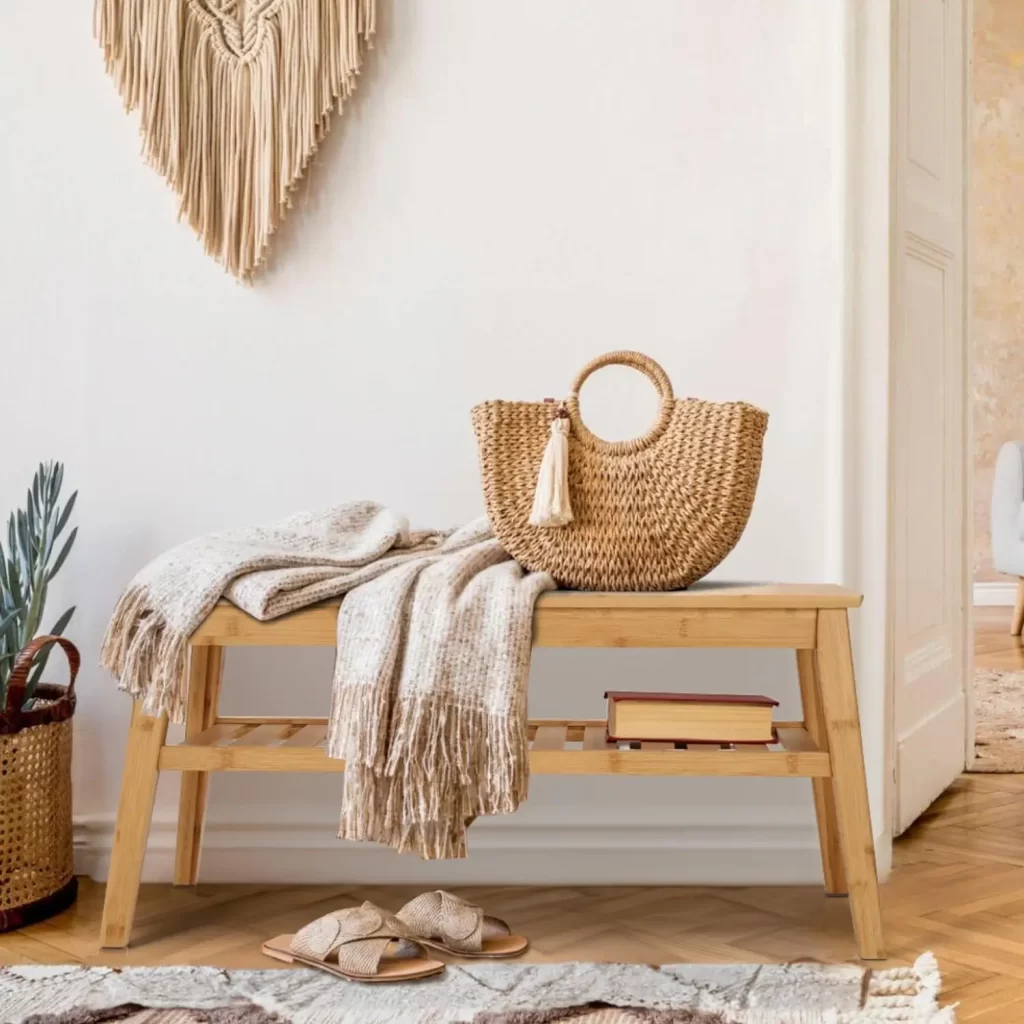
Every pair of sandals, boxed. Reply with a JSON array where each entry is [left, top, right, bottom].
[[262, 889, 528, 983]]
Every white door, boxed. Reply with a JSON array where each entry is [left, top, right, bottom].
[[890, 0, 970, 835]]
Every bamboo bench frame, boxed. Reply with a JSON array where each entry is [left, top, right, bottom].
[[98, 583, 884, 960]]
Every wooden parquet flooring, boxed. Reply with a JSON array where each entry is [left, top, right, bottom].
[[975, 606, 1024, 672], [2, 612, 1022, 1020]]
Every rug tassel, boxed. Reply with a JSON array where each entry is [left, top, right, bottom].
[[529, 409, 573, 528]]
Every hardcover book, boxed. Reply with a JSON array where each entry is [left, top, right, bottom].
[[605, 691, 779, 744]]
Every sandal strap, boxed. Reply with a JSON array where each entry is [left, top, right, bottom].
[[396, 890, 509, 954], [290, 902, 418, 977]]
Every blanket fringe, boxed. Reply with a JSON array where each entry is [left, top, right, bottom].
[[334, 690, 529, 860], [100, 583, 189, 723]]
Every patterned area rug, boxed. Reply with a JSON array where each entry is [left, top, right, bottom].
[[0, 957, 953, 1024], [971, 668, 1024, 772]]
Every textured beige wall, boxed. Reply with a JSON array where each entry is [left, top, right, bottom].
[[973, 0, 1024, 581]]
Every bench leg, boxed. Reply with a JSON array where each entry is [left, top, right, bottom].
[[100, 701, 167, 948], [174, 646, 224, 886], [815, 609, 885, 960], [795, 649, 847, 896]]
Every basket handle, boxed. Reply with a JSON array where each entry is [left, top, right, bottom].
[[567, 351, 675, 453], [4, 635, 80, 720]]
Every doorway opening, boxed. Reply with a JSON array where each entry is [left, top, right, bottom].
[[969, 0, 1024, 776]]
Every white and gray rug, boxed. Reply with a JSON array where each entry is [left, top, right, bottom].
[[0, 957, 953, 1024]]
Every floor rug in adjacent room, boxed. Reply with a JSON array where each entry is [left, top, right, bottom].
[[972, 668, 1024, 772]]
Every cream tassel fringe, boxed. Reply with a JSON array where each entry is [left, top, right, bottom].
[[331, 686, 529, 860], [529, 411, 573, 528], [94, 0, 376, 280], [100, 583, 191, 723]]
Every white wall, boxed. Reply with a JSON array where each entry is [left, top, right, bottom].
[[1, 0, 884, 883]]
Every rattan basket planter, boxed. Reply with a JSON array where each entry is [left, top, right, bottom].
[[0, 636, 79, 932]]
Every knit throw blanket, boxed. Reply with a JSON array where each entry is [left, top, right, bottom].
[[102, 502, 555, 859]]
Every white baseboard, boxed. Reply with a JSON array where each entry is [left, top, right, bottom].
[[75, 814, 851, 886], [973, 581, 1018, 606]]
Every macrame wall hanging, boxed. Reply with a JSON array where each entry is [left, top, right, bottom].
[[95, 0, 376, 279]]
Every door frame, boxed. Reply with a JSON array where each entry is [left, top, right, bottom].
[[841, 0, 973, 864], [962, 0, 976, 772]]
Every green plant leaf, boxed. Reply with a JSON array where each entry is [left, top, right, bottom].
[[49, 606, 74, 635], [25, 606, 76, 699], [15, 509, 31, 565], [5, 557, 21, 599], [47, 527, 77, 581], [54, 491, 77, 540], [0, 464, 76, 704]]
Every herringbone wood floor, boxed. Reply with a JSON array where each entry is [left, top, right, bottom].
[[3, 611, 1022, 1020]]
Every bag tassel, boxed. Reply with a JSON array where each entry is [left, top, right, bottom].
[[529, 408, 574, 528]]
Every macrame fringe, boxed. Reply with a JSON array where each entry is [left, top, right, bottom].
[[859, 951, 955, 1023], [100, 584, 189, 723], [332, 688, 529, 860], [94, 0, 376, 279], [529, 411, 573, 528]]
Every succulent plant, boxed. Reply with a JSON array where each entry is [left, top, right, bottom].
[[0, 462, 77, 709]]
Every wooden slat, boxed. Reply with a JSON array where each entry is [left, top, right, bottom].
[[539, 585, 860, 608], [192, 724, 250, 746], [159, 740, 831, 776], [529, 719, 606, 730], [533, 608, 817, 649], [529, 745, 831, 777], [280, 724, 328, 748], [190, 606, 816, 649], [163, 718, 829, 777], [233, 724, 291, 746], [191, 603, 338, 646], [189, 586, 859, 647], [217, 716, 328, 726], [776, 726, 822, 754], [532, 725, 567, 750]]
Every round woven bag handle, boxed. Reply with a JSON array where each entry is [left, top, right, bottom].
[[3, 635, 80, 723], [566, 351, 676, 454]]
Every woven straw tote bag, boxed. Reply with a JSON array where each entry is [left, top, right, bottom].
[[472, 351, 768, 591], [0, 635, 79, 931]]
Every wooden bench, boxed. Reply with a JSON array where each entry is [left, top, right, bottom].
[[98, 583, 884, 959]]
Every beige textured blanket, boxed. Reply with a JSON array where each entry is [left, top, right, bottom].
[[102, 502, 554, 858]]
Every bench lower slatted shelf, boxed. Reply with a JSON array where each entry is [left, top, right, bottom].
[[98, 583, 885, 963], [159, 718, 830, 777]]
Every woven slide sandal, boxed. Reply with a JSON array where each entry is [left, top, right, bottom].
[[262, 902, 445, 982], [395, 890, 529, 958]]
